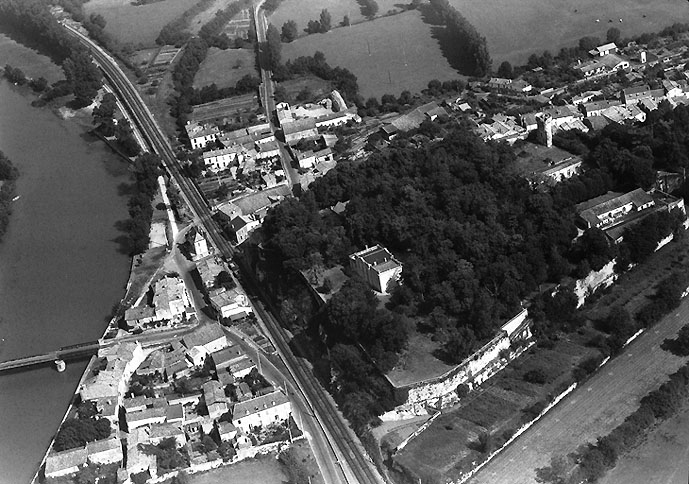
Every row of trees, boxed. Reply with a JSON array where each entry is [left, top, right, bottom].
[[124, 153, 163, 254], [198, 0, 252, 50], [169, 1, 260, 130], [277, 52, 360, 103], [304, 9, 332, 34], [572, 361, 689, 482], [190, 74, 260, 105], [156, 0, 215, 46], [428, 0, 491, 76], [0, 150, 19, 244], [92, 92, 141, 156]]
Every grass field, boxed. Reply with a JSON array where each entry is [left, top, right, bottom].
[[84, 0, 203, 47], [0, 33, 64, 83], [268, 0, 366, 35], [448, 0, 689, 66], [193, 47, 257, 89], [282, 10, 460, 99], [187, 453, 287, 484]]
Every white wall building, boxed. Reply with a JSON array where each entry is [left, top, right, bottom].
[[349, 245, 403, 294], [232, 391, 292, 433]]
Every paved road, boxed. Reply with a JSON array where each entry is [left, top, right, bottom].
[[470, 298, 689, 484]]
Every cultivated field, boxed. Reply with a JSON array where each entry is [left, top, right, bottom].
[[281, 10, 460, 99], [599, 402, 689, 484], [193, 47, 258, 89], [449, 0, 689, 66], [84, 0, 203, 47]]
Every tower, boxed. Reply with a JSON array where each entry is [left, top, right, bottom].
[[536, 113, 553, 148]]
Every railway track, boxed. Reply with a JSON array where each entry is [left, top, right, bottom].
[[64, 25, 384, 484]]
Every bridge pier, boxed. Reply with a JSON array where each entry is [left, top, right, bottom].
[[55, 360, 66, 372]]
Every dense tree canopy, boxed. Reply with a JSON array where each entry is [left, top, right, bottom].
[[263, 125, 579, 342]]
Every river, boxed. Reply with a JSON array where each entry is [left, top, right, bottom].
[[0, 35, 132, 484]]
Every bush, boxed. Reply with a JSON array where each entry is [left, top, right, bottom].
[[523, 368, 549, 385]]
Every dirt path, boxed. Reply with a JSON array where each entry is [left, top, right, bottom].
[[469, 301, 689, 484]]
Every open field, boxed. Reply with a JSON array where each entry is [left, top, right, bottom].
[[84, 0, 203, 47], [193, 47, 257, 89], [187, 453, 287, 484], [449, 0, 689, 66], [282, 10, 459, 99], [599, 402, 689, 484], [469, 299, 689, 484]]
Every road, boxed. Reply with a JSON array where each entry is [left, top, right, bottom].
[[469, 296, 689, 484], [63, 23, 383, 484], [253, 1, 300, 189]]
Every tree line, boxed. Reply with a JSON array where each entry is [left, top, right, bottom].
[[157, 0, 215, 46], [0, 150, 19, 244], [92, 92, 142, 157], [123, 153, 163, 255], [0, 0, 103, 107], [428, 0, 492, 76]]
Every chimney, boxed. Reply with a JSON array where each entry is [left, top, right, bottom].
[[640, 51, 647, 63]]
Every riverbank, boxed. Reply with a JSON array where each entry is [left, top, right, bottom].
[[0, 42, 131, 482]]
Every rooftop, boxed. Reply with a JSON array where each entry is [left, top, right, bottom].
[[45, 447, 88, 474], [183, 323, 226, 349], [232, 390, 290, 419], [350, 245, 402, 273]]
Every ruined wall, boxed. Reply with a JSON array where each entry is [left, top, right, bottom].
[[390, 310, 531, 416]]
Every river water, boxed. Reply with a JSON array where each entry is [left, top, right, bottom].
[[0, 35, 131, 483]]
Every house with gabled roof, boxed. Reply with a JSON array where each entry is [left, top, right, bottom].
[[182, 323, 228, 354], [229, 214, 260, 245], [577, 189, 655, 230], [44, 447, 88, 478], [589, 42, 618, 57], [86, 436, 123, 465], [203, 380, 228, 419], [185, 121, 220, 150], [232, 390, 291, 433], [149, 423, 186, 447]]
